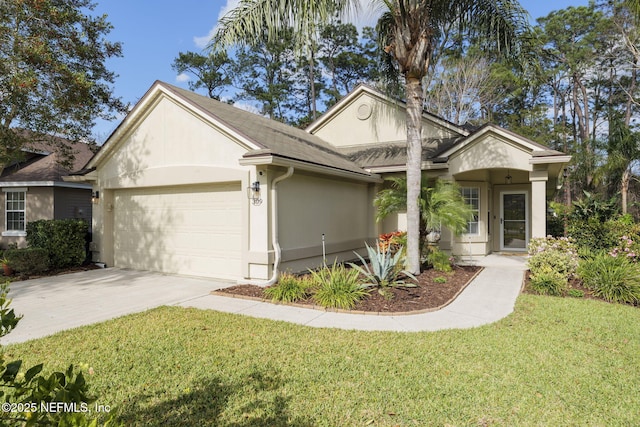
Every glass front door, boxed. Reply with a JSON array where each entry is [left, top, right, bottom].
[[501, 192, 528, 251]]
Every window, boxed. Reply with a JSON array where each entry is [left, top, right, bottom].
[[5, 190, 26, 233], [461, 187, 479, 235]]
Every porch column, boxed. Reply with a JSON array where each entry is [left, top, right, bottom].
[[529, 169, 548, 239]]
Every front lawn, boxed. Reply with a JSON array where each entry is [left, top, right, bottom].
[[4, 295, 640, 426]]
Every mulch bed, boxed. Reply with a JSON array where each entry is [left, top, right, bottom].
[[214, 265, 482, 314]]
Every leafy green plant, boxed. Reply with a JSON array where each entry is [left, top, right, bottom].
[[427, 247, 452, 272], [26, 219, 89, 269], [528, 266, 568, 296], [567, 289, 584, 298], [264, 273, 312, 303], [433, 276, 447, 284], [348, 242, 416, 293], [4, 248, 50, 276], [310, 262, 368, 310], [577, 253, 640, 304]]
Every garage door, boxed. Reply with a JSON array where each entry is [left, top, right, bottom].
[[113, 183, 242, 280]]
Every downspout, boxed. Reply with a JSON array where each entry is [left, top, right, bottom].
[[239, 166, 294, 286]]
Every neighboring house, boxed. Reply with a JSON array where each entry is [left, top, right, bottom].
[[70, 81, 569, 282], [0, 134, 94, 248]]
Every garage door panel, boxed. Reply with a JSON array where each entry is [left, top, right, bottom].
[[114, 183, 242, 280]]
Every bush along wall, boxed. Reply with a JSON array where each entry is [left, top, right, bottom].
[[4, 248, 49, 275], [26, 219, 89, 269]]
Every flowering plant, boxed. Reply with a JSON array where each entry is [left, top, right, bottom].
[[609, 235, 639, 262]]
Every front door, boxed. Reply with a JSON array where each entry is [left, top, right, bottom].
[[501, 192, 528, 251]]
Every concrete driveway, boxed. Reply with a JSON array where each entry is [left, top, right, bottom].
[[1, 268, 229, 345]]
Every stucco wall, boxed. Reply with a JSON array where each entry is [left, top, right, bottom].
[[98, 96, 250, 190], [0, 187, 53, 248], [276, 171, 376, 273], [312, 92, 461, 147]]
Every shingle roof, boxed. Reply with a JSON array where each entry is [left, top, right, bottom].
[[160, 82, 371, 176], [0, 132, 95, 182]]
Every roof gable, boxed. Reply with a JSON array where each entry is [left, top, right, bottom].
[[88, 82, 369, 177], [307, 84, 468, 148]]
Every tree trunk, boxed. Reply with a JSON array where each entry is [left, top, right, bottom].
[[405, 77, 424, 275], [622, 168, 630, 215]]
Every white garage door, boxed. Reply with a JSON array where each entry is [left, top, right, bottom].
[[113, 183, 242, 280]]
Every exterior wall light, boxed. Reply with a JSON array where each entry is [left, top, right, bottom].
[[91, 191, 100, 204], [247, 181, 262, 205], [505, 170, 512, 185]]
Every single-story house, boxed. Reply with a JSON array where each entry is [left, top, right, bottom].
[[69, 81, 569, 282], [0, 134, 94, 248]]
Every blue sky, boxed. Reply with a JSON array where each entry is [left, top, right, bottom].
[[92, 0, 591, 140]]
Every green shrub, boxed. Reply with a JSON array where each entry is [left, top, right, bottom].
[[577, 254, 640, 304], [433, 276, 447, 284], [426, 247, 452, 272], [567, 289, 584, 298], [311, 262, 368, 310], [264, 273, 312, 303], [349, 242, 416, 293], [4, 248, 49, 275], [528, 236, 578, 278], [529, 266, 568, 296], [26, 219, 88, 269]]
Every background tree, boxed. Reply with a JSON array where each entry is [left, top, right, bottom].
[[0, 0, 125, 163], [212, 0, 528, 275], [172, 51, 232, 99], [232, 28, 297, 122]]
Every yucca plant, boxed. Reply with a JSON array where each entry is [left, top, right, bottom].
[[349, 242, 417, 294], [310, 261, 369, 310]]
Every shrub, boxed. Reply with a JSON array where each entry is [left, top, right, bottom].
[[567, 289, 584, 298], [427, 247, 452, 272], [26, 219, 88, 269], [349, 242, 416, 293], [528, 266, 568, 296], [4, 248, 49, 275], [577, 253, 640, 304], [433, 276, 447, 284], [264, 273, 312, 303], [310, 262, 368, 310], [528, 236, 579, 278], [609, 235, 640, 262], [378, 231, 406, 255]]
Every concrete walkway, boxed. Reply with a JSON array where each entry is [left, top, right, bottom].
[[182, 254, 527, 332], [2, 254, 526, 345]]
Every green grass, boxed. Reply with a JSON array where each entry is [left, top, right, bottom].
[[4, 295, 640, 426]]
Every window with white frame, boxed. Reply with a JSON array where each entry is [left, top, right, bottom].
[[5, 190, 26, 232], [461, 187, 479, 235]]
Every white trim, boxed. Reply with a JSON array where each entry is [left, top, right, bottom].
[[461, 186, 481, 236], [2, 187, 27, 192], [0, 181, 91, 189], [529, 155, 572, 165], [440, 126, 548, 159], [239, 155, 383, 183], [366, 162, 449, 174], [500, 191, 529, 252], [1, 231, 26, 237]]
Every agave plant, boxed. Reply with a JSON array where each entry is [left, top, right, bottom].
[[349, 242, 417, 293]]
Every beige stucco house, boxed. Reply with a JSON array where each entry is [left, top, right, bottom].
[[71, 81, 569, 282], [0, 135, 94, 248]]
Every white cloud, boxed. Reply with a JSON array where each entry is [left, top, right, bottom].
[[176, 73, 190, 83], [194, 0, 241, 49]]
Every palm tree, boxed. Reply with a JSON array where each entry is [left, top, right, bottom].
[[211, 0, 528, 274], [375, 176, 473, 259]]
